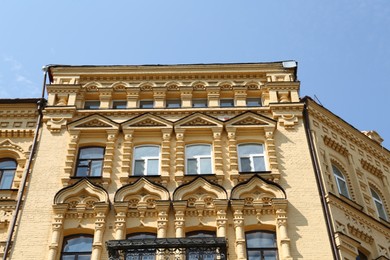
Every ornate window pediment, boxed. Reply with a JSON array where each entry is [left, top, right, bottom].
[[174, 113, 223, 129], [226, 112, 276, 129], [67, 114, 120, 131], [173, 177, 227, 201], [115, 178, 170, 203], [122, 113, 173, 130]]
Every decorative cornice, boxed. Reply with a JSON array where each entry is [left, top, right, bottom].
[[323, 135, 349, 156], [361, 159, 384, 178]]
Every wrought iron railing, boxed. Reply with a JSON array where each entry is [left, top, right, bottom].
[[106, 237, 227, 260]]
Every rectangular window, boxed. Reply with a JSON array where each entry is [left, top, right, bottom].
[[113, 101, 127, 109], [192, 99, 208, 108], [186, 144, 212, 175], [140, 100, 154, 109], [220, 99, 234, 107], [166, 99, 181, 108], [246, 98, 262, 107], [246, 231, 277, 260], [238, 144, 266, 172], [75, 147, 105, 177], [133, 146, 160, 176], [84, 101, 100, 109]]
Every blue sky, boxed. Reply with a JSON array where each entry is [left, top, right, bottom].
[[1, 1, 389, 148]]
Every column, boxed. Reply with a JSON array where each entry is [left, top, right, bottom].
[[103, 130, 117, 183], [215, 201, 228, 237], [274, 201, 292, 260], [232, 201, 245, 260], [121, 130, 134, 176], [156, 201, 170, 238], [173, 201, 187, 238], [212, 127, 223, 182], [126, 89, 140, 108], [114, 203, 128, 240], [160, 129, 172, 184], [99, 89, 112, 108], [91, 204, 109, 260], [180, 88, 192, 108], [153, 88, 166, 108], [175, 129, 185, 183], [207, 87, 220, 107], [48, 205, 67, 260], [226, 128, 238, 182]]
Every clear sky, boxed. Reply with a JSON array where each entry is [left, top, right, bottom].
[[1, 1, 389, 148]]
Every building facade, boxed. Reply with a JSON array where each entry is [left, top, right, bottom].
[[0, 62, 388, 259]]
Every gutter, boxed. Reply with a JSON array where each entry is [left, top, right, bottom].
[[302, 99, 340, 260], [3, 66, 48, 260]]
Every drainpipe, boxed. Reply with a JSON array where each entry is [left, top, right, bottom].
[[3, 66, 48, 260], [303, 100, 340, 260]]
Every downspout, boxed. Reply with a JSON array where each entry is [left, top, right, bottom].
[[3, 66, 48, 260], [303, 100, 340, 260]]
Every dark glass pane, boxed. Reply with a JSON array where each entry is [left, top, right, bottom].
[[220, 99, 234, 107], [77, 160, 89, 167], [263, 250, 277, 260], [238, 144, 263, 155], [253, 156, 266, 171], [187, 231, 215, 238], [90, 161, 103, 177], [0, 170, 14, 189], [187, 145, 211, 157], [79, 147, 104, 159], [246, 98, 262, 107], [147, 159, 159, 175], [63, 236, 93, 252], [187, 159, 198, 174], [192, 99, 207, 108], [200, 158, 212, 174], [140, 101, 154, 108], [134, 160, 145, 176], [84, 101, 100, 109], [77, 255, 91, 260], [135, 146, 159, 158], [338, 179, 349, 198], [61, 255, 76, 260], [247, 251, 261, 260], [166, 100, 181, 108], [113, 101, 127, 109], [246, 232, 276, 248], [240, 158, 251, 172], [76, 167, 88, 177], [0, 160, 17, 169], [127, 233, 156, 239]]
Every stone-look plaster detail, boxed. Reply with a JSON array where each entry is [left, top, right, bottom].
[[231, 201, 245, 260], [226, 129, 239, 179], [173, 201, 186, 238], [102, 131, 118, 185], [46, 118, 68, 133], [212, 128, 224, 182], [308, 107, 390, 166], [174, 129, 185, 184], [347, 223, 374, 244], [270, 104, 303, 130], [121, 130, 134, 178], [63, 130, 80, 185], [160, 129, 172, 184], [360, 159, 384, 179], [49, 179, 109, 260], [324, 135, 349, 157]]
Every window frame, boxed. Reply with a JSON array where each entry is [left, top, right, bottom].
[[139, 100, 154, 109], [245, 230, 278, 260], [75, 146, 105, 177], [237, 143, 267, 173], [112, 100, 127, 109], [370, 188, 388, 221], [220, 99, 234, 107], [61, 234, 93, 260], [166, 99, 181, 108], [185, 144, 213, 175], [246, 98, 262, 107], [84, 100, 100, 109], [192, 99, 208, 108], [132, 145, 161, 176], [0, 158, 16, 190], [332, 165, 350, 198]]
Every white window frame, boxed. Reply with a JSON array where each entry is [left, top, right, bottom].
[[332, 165, 350, 198], [371, 188, 388, 221], [185, 144, 213, 175], [133, 145, 160, 176], [237, 143, 266, 172]]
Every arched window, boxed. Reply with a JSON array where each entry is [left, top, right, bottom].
[[245, 231, 278, 260], [186, 144, 212, 175], [133, 146, 160, 176], [75, 147, 105, 177], [238, 144, 266, 172], [0, 159, 16, 189], [186, 231, 216, 260], [332, 165, 350, 198], [126, 233, 157, 260], [370, 188, 388, 221], [61, 234, 93, 260]]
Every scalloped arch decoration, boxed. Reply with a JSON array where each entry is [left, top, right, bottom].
[[54, 178, 109, 204], [173, 177, 227, 200], [231, 176, 285, 200], [111, 81, 130, 90], [82, 82, 103, 91], [0, 139, 25, 159], [115, 178, 170, 202]]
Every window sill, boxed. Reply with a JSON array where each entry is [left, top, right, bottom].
[[230, 171, 280, 184]]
